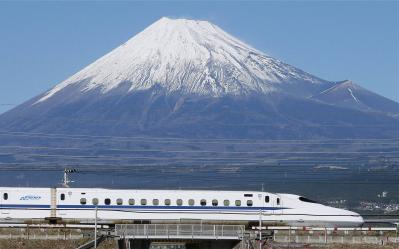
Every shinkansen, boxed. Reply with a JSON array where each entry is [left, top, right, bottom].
[[0, 187, 363, 227]]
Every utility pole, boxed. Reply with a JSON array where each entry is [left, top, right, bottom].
[[62, 168, 78, 187], [94, 206, 98, 248]]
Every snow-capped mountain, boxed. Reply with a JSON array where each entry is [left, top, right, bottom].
[[36, 17, 327, 104], [0, 17, 398, 139]]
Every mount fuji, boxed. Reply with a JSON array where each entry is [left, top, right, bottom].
[[1, 17, 398, 138]]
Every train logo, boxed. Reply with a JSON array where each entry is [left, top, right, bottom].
[[19, 195, 42, 201]]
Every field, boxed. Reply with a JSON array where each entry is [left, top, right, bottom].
[[1, 134, 398, 213]]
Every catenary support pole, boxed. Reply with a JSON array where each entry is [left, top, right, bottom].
[[324, 227, 327, 244], [259, 209, 262, 249], [94, 206, 98, 248]]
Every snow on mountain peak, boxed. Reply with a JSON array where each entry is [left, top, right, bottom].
[[36, 17, 327, 103]]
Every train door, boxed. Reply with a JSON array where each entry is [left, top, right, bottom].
[[0, 191, 9, 219], [274, 194, 283, 215], [0, 191, 2, 219], [264, 194, 271, 214]]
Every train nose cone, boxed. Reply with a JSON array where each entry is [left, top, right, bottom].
[[346, 210, 364, 227], [325, 207, 364, 227]]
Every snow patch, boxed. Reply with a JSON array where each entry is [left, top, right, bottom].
[[347, 88, 360, 103], [35, 17, 327, 104]]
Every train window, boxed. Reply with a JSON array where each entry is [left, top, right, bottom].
[[188, 199, 195, 206], [92, 198, 99, 205], [223, 200, 230, 206], [244, 194, 253, 197], [247, 200, 253, 207], [276, 198, 280, 205], [153, 199, 159, 206], [265, 196, 269, 203], [104, 198, 111, 205], [80, 198, 87, 205], [235, 200, 241, 206], [200, 199, 207, 206], [128, 199, 135, 205], [212, 199, 218, 206], [141, 199, 147, 205], [164, 199, 171, 206], [299, 197, 318, 204], [116, 198, 123, 205], [3, 193, 8, 200], [60, 194, 65, 201], [176, 199, 183, 206]]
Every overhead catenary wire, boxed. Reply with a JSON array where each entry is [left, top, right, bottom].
[[0, 130, 398, 144], [0, 131, 397, 187], [2, 145, 399, 153]]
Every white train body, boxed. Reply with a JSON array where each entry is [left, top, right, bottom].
[[0, 187, 363, 227]]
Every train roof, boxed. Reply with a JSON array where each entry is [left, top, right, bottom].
[[0, 187, 278, 195]]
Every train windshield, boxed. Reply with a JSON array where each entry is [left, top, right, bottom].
[[299, 196, 319, 204]]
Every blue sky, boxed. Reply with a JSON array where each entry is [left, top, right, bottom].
[[0, 1, 398, 114]]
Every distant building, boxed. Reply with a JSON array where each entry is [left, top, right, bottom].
[[378, 191, 388, 198]]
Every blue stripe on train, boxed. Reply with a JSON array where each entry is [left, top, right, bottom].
[[57, 205, 287, 210], [1, 204, 287, 210], [0, 204, 51, 208]]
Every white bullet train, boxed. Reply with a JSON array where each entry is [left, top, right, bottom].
[[0, 187, 363, 227]]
